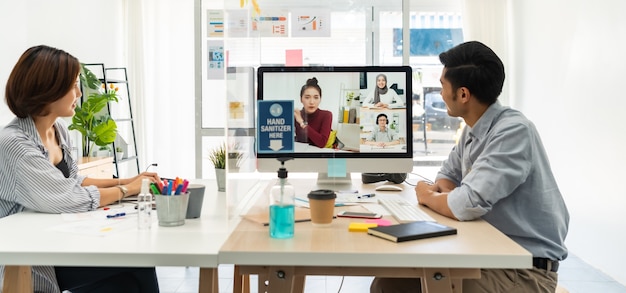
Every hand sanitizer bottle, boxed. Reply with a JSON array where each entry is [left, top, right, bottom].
[[138, 178, 152, 230], [269, 158, 295, 239]]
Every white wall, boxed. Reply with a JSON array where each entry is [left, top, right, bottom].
[[510, 0, 626, 285], [0, 0, 125, 126], [0, 0, 197, 180]]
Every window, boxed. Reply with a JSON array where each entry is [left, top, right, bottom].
[[197, 0, 464, 177]]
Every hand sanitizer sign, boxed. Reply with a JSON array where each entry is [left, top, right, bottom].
[[257, 100, 294, 153]]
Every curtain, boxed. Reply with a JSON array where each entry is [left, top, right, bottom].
[[461, 0, 512, 106], [125, 0, 196, 179]]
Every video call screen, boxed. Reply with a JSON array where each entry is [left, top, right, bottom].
[[257, 66, 413, 158]]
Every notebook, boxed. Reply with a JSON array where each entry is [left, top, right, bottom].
[[367, 221, 457, 242]]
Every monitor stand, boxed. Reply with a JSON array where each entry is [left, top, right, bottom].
[[315, 173, 355, 190]]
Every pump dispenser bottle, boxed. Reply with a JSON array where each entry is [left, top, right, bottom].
[[269, 158, 295, 239], [137, 178, 152, 229]]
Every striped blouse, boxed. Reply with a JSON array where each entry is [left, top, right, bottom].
[[0, 117, 100, 293]]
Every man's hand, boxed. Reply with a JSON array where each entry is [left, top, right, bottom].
[[415, 181, 458, 220]]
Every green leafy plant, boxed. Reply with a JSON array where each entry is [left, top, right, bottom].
[[209, 143, 226, 169], [68, 64, 118, 157]]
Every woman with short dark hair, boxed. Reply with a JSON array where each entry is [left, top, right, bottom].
[[1, 45, 161, 293]]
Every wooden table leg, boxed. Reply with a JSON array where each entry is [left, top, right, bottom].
[[232, 266, 250, 293], [292, 275, 306, 293], [198, 267, 218, 293], [257, 273, 267, 293], [3, 265, 32, 293]]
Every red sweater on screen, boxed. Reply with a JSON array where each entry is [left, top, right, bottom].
[[295, 108, 333, 148]]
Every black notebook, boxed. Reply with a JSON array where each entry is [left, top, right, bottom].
[[367, 221, 457, 243]]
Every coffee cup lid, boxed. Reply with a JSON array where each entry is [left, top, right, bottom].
[[307, 189, 336, 200]]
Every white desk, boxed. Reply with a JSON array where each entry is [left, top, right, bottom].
[[0, 179, 256, 293], [220, 178, 532, 293]]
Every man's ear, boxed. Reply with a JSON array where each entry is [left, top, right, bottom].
[[458, 87, 470, 100]]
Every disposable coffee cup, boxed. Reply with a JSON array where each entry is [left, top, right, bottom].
[[155, 192, 189, 227], [307, 189, 336, 227], [185, 184, 206, 219]]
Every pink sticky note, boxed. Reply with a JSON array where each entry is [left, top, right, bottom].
[[286, 49, 303, 66], [365, 219, 392, 226]]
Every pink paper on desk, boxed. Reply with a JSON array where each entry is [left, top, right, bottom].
[[366, 219, 392, 226]]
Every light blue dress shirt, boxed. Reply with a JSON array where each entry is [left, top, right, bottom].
[[438, 102, 569, 260], [368, 126, 399, 142]]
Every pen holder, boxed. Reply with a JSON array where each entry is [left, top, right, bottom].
[[155, 192, 190, 227]]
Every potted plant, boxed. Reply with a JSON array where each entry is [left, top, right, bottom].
[[228, 142, 244, 172], [68, 64, 118, 157], [208, 143, 226, 191], [115, 146, 125, 161]]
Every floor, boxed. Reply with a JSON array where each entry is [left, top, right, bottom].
[[156, 253, 626, 293]]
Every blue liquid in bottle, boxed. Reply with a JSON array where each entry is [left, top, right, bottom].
[[269, 204, 295, 239]]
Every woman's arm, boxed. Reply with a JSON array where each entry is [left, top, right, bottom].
[[305, 110, 333, 148], [361, 91, 376, 107], [378, 91, 401, 108], [82, 172, 160, 207]]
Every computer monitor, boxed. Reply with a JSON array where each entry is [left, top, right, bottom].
[[256, 66, 413, 188]]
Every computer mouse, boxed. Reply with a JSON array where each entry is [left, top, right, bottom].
[[374, 185, 403, 191]]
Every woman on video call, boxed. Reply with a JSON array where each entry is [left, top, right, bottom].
[[294, 77, 333, 148], [362, 73, 402, 108], [0, 45, 160, 292]]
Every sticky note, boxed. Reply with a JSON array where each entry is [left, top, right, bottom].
[[365, 219, 393, 226], [327, 158, 347, 177], [348, 222, 378, 232], [286, 49, 303, 66]]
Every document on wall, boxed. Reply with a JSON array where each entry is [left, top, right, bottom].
[[251, 9, 288, 37], [206, 40, 225, 80], [206, 10, 224, 37], [290, 9, 331, 38], [226, 9, 249, 38]]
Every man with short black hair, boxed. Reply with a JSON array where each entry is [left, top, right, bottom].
[[370, 41, 569, 293]]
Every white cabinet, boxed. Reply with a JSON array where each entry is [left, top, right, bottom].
[[77, 157, 113, 179]]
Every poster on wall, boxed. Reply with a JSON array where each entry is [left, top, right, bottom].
[[251, 10, 288, 37], [226, 9, 249, 38], [207, 40, 225, 80], [290, 9, 331, 38], [207, 10, 224, 37]]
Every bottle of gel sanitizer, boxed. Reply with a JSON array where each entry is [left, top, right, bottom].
[[269, 157, 295, 239]]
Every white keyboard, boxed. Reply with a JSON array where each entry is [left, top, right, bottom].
[[378, 198, 436, 223]]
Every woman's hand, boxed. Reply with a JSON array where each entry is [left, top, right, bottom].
[[121, 172, 160, 185], [374, 102, 388, 108], [294, 109, 304, 124], [122, 172, 161, 196]]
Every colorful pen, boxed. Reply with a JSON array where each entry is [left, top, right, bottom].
[[150, 183, 161, 195], [181, 179, 189, 193], [106, 212, 137, 219], [174, 184, 183, 195]]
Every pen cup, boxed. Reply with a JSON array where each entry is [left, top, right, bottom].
[[155, 192, 189, 227], [307, 189, 336, 227]]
